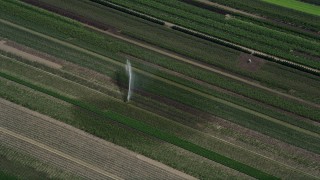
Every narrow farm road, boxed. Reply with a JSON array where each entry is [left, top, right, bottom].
[[0, 19, 318, 139], [0, 98, 196, 180]]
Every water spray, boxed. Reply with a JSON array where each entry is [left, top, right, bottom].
[[125, 59, 133, 102]]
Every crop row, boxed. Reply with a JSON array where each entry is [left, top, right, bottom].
[[0, 69, 277, 179], [172, 25, 320, 76], [4, 46, 320, 175], [1, 106, 187, 180], [3, 1, 317, 126], [1, 53, 319, 156], [180, 0, 320, 41], [96, 0, 320, 70], [0, 75, 261, 180], [208, 0, 320, 31], [87, 0, 164, 25], [2, 20, 320, 143], [2, 0, 320, 121], [26, 0, 320, 105]]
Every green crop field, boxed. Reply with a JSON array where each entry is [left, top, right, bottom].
[[262, 0, 320, 16], [0, 0, 319, 179]]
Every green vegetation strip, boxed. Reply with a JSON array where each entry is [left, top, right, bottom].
[[262, 0, 320, 16], [0, 71, 277, 179]]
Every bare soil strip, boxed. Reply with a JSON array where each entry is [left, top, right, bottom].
[[0, 98, 197, 180], [0, 40, 62, 69], [193, 0, 265, 19], [1, 19, 318, 139]]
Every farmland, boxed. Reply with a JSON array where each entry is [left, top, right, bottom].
[[0, 0, 319, 179], [262, 0, 320, 16]]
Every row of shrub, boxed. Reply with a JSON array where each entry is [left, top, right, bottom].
[[172, 25, 320, 76]]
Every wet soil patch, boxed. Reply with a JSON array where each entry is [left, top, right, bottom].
[[237, 53, 265, 72]]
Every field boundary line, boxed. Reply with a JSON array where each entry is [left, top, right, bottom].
[[0, 19, 318, 139], [0, 127, 124, 180]]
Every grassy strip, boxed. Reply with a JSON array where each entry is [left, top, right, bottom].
[[262, 0, 320, 16], [1, 1, 319, 121], [0, 71, 277, 179]]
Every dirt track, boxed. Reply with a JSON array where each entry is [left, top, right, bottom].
[[0, 40, 62, 69], [0, 98, 196, 180]]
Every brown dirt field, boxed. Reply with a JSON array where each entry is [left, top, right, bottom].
[[0, 40, 62, 69], [238, 52, 265, 71], [0, 98, 196, 180]]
